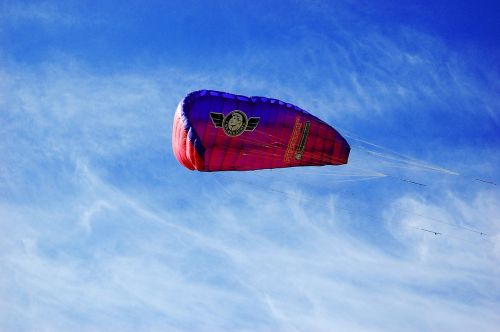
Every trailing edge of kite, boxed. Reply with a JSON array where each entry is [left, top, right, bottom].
[[172, 90, 350, 172]]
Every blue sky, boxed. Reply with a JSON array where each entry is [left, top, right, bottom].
[[1, 1, 499, 331]]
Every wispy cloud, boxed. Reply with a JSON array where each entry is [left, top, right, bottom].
[[1, 3, 499, 330], [2, 160, 499, 331]]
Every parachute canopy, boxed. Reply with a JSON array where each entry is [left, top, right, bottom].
[[172, 90, 350, 171]]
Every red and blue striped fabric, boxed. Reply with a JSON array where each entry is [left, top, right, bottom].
[[172, 90, 350, 171]]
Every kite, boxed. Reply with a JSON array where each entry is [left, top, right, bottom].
[[171, 91, 493, 238], [172, 90, 350, 171]]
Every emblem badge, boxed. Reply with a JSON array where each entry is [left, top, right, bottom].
[[210, 110, 260, 137]]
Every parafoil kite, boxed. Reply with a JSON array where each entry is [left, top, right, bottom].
[[172, 90, 350, 171]]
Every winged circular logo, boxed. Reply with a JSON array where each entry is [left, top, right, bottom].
[[210, 110, 260, 137]]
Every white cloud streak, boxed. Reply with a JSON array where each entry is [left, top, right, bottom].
[[1, 10, 499, 331], [3, 165, 499, 331]]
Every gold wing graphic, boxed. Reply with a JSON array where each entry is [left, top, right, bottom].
[[245, 117, 260, 131], [209, 112, 224, 127]]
